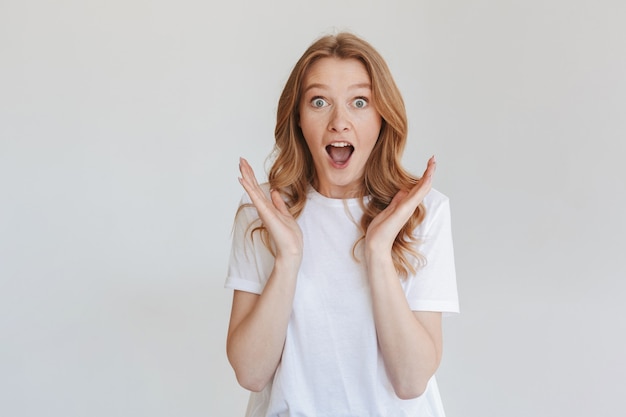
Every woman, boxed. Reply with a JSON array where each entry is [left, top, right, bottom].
[[225, 32, 459, 416]]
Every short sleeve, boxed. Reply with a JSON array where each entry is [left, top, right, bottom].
[[224, 188, 275, 294], [402, 189, 460, 315]]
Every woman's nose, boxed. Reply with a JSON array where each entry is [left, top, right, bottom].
[[328, 105, 350, 132]]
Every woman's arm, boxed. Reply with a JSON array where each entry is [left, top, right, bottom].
[[227, 257, 299, 391], [226, 158, 303, 392], [365, 156, 442, 399], [365, 251, 442, 399]]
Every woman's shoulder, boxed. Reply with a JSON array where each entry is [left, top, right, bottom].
[[423, 188, 450, 212], [413, 188, 453, 239]]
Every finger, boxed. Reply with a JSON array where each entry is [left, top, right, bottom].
[[270, 189, 291, 216], [387, 189, 408, 210], [419, 155, 436, 183], [425, 155, 436, 177], [239, 158, 267, 198], [399, 157, 435, 211], [238, 158, 272, 210], [238, 157, 260, 188]]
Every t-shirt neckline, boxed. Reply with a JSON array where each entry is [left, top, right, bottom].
[[306, 185, 368, 207]]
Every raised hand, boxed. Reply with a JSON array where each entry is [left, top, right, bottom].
[[238, 157, 304, 261], [365, 156, 436, 254]]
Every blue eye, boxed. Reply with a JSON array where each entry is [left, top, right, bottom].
[[312, 98, 328, 108], [354, 98, 368, 108]]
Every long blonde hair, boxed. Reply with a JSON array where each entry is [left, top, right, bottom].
[[253, 32, 426, 277]]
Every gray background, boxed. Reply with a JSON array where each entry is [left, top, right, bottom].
[[1, 1, 625, 416]]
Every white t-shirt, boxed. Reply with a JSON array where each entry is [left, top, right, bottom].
[[225, 185, 459, 417]]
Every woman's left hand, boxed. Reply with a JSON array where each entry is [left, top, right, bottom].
[[365, 156, 436, 254]]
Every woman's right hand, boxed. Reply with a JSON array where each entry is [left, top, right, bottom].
[[228, 158, 303, 391], [238, 157, 303, 262]]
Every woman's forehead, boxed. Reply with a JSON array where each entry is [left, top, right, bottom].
[[301, 57, 371, 89]]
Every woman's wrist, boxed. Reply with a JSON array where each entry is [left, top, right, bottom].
[[364, 245, 394, 269], [273, 253, 302, 277]]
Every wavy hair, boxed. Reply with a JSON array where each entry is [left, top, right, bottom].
[[249, 32, 426, 278]]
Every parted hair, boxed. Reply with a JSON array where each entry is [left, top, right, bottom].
[[253, 32, 426, 277]]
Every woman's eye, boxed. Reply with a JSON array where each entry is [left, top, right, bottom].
[[312, 98, 328, 108], [353, 98, 368, 109]]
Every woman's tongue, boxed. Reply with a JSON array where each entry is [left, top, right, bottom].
[[327, 145, 353, 165]]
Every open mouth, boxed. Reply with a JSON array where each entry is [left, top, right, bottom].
[[326, 142, 354, 165]]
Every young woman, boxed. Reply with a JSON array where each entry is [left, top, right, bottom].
[[225, 32, 459, 417]]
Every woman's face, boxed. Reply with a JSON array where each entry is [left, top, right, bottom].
[[298, 57, 382, 199]]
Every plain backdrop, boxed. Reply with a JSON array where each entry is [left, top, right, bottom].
[[1, 1, 625, 416]]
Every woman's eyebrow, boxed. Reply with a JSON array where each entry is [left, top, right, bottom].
[[302, 82, 372, 94], [350, 82, 372, 90], [302, 83, 327, 94]]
